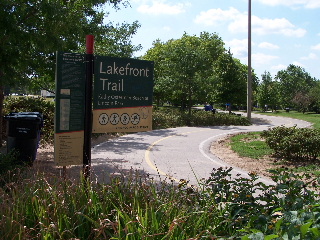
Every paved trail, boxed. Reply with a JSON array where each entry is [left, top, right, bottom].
[[91, 113, 311, 185]]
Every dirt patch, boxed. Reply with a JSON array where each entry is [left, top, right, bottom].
[[210, 135, 275, 179]]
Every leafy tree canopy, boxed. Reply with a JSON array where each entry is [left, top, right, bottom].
[[213, 49, 248, 107], [256, 71, 281, 111], [0, 0, 141, 143], [143, 32, 226, 111], [0, 0, 141, 93], [275, 64, 317, 107]]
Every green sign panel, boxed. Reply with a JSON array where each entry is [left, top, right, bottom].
[[93, 56, 154, 109], [54, 52, 86, 166], [55, 52, 86, 133], [92, 56, 154, 133]]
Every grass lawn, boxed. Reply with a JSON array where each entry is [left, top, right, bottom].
[[230, 132, 273, 159], [255, 110, 320, 129], [230, 110, 320, 176]]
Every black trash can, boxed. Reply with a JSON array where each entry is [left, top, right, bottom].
[[5, 112, 43, 165]]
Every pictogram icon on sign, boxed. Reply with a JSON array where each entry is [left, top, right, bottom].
[[110, 113, 120, 125], [99, 113, 109, 125], [131, 113, 140, 125], [120, 113, 130, 125], [140, 107, 149, 119]]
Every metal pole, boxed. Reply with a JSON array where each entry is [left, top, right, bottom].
[[247, 0, 252, 121], [83, 35, 94, 179]]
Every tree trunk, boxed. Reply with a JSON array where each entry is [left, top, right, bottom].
[[228, 103, 232, 114], [0, 85, 4, 146], [188, 88, 192, 121]]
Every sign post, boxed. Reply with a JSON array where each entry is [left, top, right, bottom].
[[92, 56, 154, 133], [83, 35, 94, 178]]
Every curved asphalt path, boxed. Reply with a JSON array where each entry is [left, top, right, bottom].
[[90, 113, 312, 186]]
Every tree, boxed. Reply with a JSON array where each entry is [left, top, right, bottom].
[[275, 64, 317, 108], [256, 71, 281, 111], [0, 0, 141, 143], [292, 92, 312, 113], [31, 21, 142, 94], [144, 32, 225, 117], [309, 81, 320, 113], [212, 49, 248, 113], [142, 40, 171, 106]]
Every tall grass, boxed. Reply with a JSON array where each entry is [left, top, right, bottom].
[[1, 167, 320, 239], [0, 169, 227, 239]]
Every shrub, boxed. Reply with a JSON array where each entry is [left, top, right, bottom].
[[152, 107, 185, 129], [261, 126, 320, 160], [152, 108, 250, 129], [187, 111, 251, 126], [3, 96, 55, 145], [2, 100, 250, 145]]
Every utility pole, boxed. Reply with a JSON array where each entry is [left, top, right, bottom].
[[247, 0, 252, 121]]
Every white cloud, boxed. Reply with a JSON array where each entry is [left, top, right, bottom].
[[271, 64, 287, 72], [226, 43, 279, 70], [257, 0, 320, 9], [292, 61, 305, 68], [258, 42, 280, 49], [253, 53, 279, 66], [137, 1, 190, 15], [234, 16, 306, 37], [195, 8, 306, 37], [194, 7, 240, 26], [162, 26, 172, 31], [311, 43, 320, 50], [301, 53, 318, 60], [226, 39, 248, 58]]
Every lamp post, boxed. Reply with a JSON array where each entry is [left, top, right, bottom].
[[247, 0, 252, 121]]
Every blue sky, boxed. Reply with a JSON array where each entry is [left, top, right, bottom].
[[106, 0, 320, 80]]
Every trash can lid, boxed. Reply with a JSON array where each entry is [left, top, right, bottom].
[[5, 112, 43, 122]]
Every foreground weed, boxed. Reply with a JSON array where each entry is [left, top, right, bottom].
[[1, 167, 320, 239]]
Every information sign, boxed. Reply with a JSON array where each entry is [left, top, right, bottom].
[[92, 56, 154, 133], [54, 52, 86, 166]]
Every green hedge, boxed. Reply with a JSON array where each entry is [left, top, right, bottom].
[[152, 108, 250, 129], [2, 98, 251, 145], [261, 126, 320, 160]]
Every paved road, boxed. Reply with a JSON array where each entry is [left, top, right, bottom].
[[91, 113, 312, 186]]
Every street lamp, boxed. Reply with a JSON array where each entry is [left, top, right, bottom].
[[247, 0, 252, 120]]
